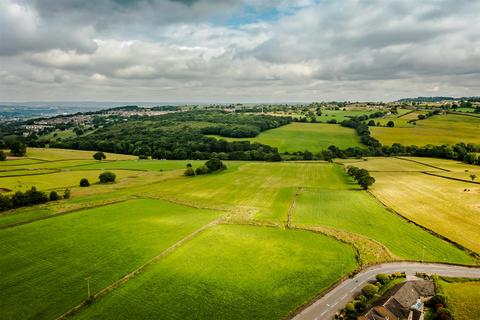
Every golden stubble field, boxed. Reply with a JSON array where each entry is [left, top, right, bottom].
[[343, 157, 480, 254]]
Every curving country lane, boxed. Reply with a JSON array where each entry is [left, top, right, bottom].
[[291, 262, 480, 320]]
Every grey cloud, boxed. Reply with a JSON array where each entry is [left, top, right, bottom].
[[1, 0, 480, 101]]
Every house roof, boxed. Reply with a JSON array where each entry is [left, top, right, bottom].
[[359, 280, 434, 320]]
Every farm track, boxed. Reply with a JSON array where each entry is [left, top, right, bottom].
[[56, 218, 221, 320], [286, 187, 302, 228]]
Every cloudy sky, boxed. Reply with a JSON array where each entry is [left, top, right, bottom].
[[1, 0, 480, 102]]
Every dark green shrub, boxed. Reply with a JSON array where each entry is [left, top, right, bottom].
[[80, 178, 90, 187], [376, 273, 390, 285], [49, 191, 59, 201], [63, 188, 71, 199], [195, 165, 208, 175], [361, 284, 378, 298], [99, 171, 116, 183], [93, 151, 106, 160], [184, 167, 195, 176], [10, 141, 26, 156], [205, 158, 226, 172], [354, 300, 366, 312]]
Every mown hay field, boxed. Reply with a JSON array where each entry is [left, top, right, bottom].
[[338, 157, 443, 172], [73, 225, 357, 320], [349, 157, 480, 254]]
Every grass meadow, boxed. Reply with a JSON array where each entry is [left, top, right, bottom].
[[438, 278, 480, 320], [0, 199, 219, 319], [315, 109, 380, 122], [77, 159, 206, 171], [371, 114, 480, 146], [292, 188, 472, 263], [0, 169, 143, 193], [24, 148, 136, 161], [74, 225, 357, 320], [208, 122, 363, 152]]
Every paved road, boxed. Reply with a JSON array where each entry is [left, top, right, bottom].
[[292, 262, 480, 320]]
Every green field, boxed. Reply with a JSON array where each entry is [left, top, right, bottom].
[[74, 225, 357, 320], [140, 162, 355, 222], [0, 147, 478, 320], [0, 199, 220, 319], [292, 188, 472, 263], [371, 114, 480, 146], [77, 159, 206, 171], [24, 148, 136, 161], [437, 278, 480, 320], [0, 169, 143, 193], [209, 122, 363, 153], [315, 109, 380, 122]]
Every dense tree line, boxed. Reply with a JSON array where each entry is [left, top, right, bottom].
[[152, 110, 291, 134], [346, 166, 376, 189], [200, 124, 260, 138], [341, 115, 382, 148], [50, 122, 282, 161], [295, 142, 480, 166], [0, 187, 54, 212]]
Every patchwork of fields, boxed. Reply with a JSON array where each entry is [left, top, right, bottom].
[[0, 148, 478, 319], [371, 113, 480, 146], [341, 157, 480, 254]]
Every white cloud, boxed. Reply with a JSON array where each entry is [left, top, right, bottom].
[[1, 0, 480, 101]]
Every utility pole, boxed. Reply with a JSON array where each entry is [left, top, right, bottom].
[[85, 277, 91, 298]]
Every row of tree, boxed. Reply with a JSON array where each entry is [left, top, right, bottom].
[[0, 140, 27, 158], [0, 187, 68, 213], [286, 142, 480, 166], [341, 116, 382, 148], [346, 166, 376, 189]]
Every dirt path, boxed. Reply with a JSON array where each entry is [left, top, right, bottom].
[[286, 187, 302, 228]]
